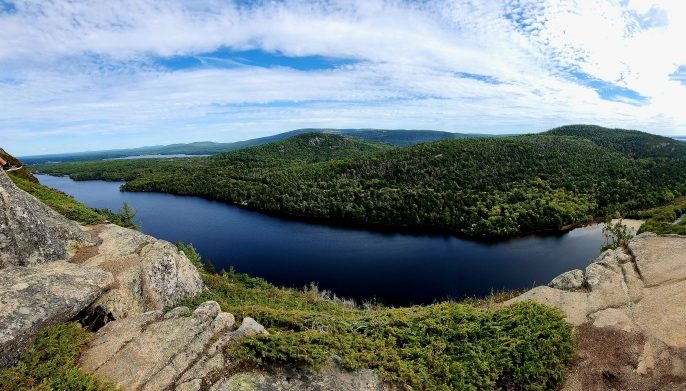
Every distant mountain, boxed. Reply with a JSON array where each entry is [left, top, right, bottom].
[[21, 128, 482, 165]]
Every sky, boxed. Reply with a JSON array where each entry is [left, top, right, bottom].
[[2, 0, 686, 156]]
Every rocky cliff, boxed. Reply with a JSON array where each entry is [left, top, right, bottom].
[[0, 169, 205, 369], [508, 233, 686, 390], [0, 170, 91, 268]]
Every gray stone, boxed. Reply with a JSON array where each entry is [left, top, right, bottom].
[[234, 317, 269, 338], [0, 170, 91, 268], [80, 224, 205, 319], [0, 262, 113, 369], [79, 301, 243, 391], [193, 301, 221, 319], [164, 306, 191, 319], [548, 269, 584, 291]]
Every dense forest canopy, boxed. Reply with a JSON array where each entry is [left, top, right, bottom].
[[33, 126, 686, 237]]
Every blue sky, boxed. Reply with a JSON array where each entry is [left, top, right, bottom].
[[1, 0, 686, 156]]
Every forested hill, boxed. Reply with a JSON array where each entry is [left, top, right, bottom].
[[547, 124, 686, 158], [21, 128, 475, 165], [33, 126, 686, 237]]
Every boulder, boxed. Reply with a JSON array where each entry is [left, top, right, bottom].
[[0, 170, 91, 268], [549, 269, 584, 291], [0, 262, 113, 369], [76, 224, 205, 319]]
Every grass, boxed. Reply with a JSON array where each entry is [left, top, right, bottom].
[[9, 174, 105, 225], [0, 323, 116, 391], [638, 196, 686, 235], [174, 244, 575, 391], [8, 173, 138, 229]]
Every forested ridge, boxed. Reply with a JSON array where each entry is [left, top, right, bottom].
[[34, 126, 686, 237]]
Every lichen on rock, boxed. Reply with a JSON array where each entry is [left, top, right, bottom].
[[0, 170, 91, 268]]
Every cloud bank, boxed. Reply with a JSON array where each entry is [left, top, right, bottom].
[[1, 0, 686, 155]]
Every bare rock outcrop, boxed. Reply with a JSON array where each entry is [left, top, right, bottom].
[[0, 170, 91, 268], [507, 233, 686, 390], [80, 301, 390, 391], [80, 301, 258, 390], [75, 224, 205, 320], [0, 262, 114, 369]]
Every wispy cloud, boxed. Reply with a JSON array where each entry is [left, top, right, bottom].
[[1, 0, 686, 155]]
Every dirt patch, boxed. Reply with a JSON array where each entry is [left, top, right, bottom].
[[70, 225, 106, 264], [564, 323, 686, 391]]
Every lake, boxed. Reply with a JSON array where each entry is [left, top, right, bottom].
[[37, 174, 605, 306]]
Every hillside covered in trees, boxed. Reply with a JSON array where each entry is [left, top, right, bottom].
[[21, 128, 478, 165], [34, 125, 686, 237]]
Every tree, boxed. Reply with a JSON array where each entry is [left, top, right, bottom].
[[601, 215, 633, 251]]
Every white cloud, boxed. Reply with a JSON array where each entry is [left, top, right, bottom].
[[1, 0, 686, 155]]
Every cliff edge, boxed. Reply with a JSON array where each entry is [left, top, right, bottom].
[[508, 233, 686, 390]]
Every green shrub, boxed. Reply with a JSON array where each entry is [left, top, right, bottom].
[[0, 323, 116, 391], [638, 197, 686, 235], [174, 246, 574, 391]]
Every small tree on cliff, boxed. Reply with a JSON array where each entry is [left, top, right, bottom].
[[601, 214, 633, 251]]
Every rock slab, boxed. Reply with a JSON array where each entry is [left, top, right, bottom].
[[78, 224, 205, 319], [80, 301, 391, 391], [0, 170, 91, 268], [508, 233, 686, 389], [0, 262, 113, 369]]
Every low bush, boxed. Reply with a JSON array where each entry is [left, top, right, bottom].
[[175, 248, 574, 390], [0, 323, 116, 391]]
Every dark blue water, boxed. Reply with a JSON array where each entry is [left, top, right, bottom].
[[37, 174, 604, 306]]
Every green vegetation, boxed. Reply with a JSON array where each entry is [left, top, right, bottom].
[[0, 323, 115, 391], [8, 174, 137, 229], [21, 128, 475, 165], [638, 196, 686, 235], [1, 149, 38, 183], [172, 244, 574, 390], [601, 216, 634, 251], [9, 174, 104, 225], [35, 126, 686, 237]]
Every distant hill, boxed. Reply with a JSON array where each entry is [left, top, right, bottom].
[[546, 125, 686, 158], [21, 128, 480, 165], [34, 125, 686, 237]]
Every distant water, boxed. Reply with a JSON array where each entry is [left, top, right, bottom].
[[37, 174, 606, 306], [105, 154, 210, 160]]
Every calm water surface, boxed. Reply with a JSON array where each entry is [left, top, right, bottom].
[[37, 174, 604, 306]]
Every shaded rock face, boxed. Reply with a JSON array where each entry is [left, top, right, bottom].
[[80, 301, 390, 391], [508, 233, 686, 389], [75, 224, 205, 320], [0, 170, 91, 268], [0, 262, 113, 369]]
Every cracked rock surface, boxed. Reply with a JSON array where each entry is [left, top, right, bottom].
[[80, 301, 391, 391], [0, 262, 114, 369], [75, 224, 205, 320], [508, 233, 686, 390], [0, 170, 91, 268]]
